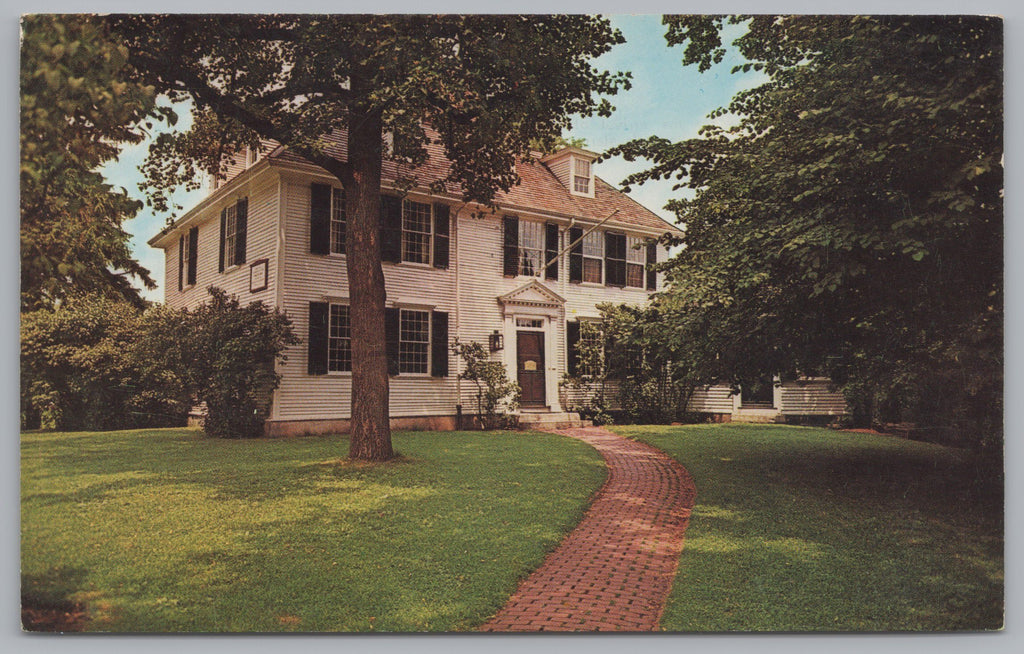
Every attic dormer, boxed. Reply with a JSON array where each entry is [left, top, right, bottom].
[[541, 146, 599, 198]]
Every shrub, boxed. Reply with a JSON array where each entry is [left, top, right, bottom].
[[452, 339, 520, 430], [20, 295, 190, 430], [174, 288, 299, 438]]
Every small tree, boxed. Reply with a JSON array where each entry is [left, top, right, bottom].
[[452, 339, 520, 430], [176, 288, 299, 438]]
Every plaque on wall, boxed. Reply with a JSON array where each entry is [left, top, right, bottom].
[[249, 259, 268, 293]]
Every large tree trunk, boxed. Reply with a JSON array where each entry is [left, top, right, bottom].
[[339, 107, 393, 461]]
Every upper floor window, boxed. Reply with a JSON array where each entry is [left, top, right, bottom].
[[573, 157, 592, 195], [582, 230, 603, 283], [330, 187, 346, 254], [402, 200, 433, 264], [380, 196, 450, 269], [219, 198, 248, 272], [503, 216, 558, 279], [626, 236, 646, 288], [178, 226, 198, 291]]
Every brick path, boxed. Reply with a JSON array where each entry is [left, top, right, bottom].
[[480, 426, 696, 632]]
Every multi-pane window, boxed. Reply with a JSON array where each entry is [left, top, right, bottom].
[[577, 321, 604, 378], [517, 220, 544, 276], [180, 233, 191, 285], [402, 200, 432, 264], [399, 309, 430, 374], [573, 158, 592, 194], [626, 236, 646, 288], [582, 230, 603, 283], [328, 304, 352, 372], [331, 187, 346, 254], [223, 203, 239, 267]]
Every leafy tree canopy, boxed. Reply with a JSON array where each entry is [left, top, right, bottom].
[[20, 15, 174, 310], [110, 14, 629, 460], [609, 15, 1002, 445]]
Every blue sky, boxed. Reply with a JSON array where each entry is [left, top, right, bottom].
[[102, 14, 762, 302]]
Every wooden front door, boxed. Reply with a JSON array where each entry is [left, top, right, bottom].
[[517, 331, 546, 407]]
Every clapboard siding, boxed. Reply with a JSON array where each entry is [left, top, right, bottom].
[[159, 165, 669, 424], [778, 379, 847, 415], [163, 175, 279, 311], [687, 386, 737, 413], [274, 181, 460, 420]]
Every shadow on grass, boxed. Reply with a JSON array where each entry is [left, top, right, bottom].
[[22, 567, 91, 632]]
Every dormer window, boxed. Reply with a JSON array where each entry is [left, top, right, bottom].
[[573, 157, 592, 195]]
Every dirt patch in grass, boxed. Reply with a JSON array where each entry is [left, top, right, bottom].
[[21, 595, 88, 632]]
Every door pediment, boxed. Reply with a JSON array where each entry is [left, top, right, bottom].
[[498, 280, 565, 315]]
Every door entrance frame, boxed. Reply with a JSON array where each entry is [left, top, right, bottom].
[[497, 280, 566, 412]]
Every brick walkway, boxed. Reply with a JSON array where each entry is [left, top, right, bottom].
[[480, 426, 696, 632]]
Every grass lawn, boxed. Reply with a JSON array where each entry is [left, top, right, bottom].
[[616, 423, 1004, 632], [21, 428, 606, 632]]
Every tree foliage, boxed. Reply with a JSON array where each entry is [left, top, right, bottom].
[[20, 15, 171, 310], [171, 288, 300, 439], [21, 288, 298, 438], [20, 296, 190, 431], [110, 14, 629, 459], [609, 15, 1002, 447]]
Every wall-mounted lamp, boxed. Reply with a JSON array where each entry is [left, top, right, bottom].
[[489, 330, 504, 352]]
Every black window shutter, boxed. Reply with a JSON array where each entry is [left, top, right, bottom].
[[310, 183, 332, 255], [431, 311, 449, 377], [385, 307, 401, 376], [307, 302, 329, 375], [568, 226, 583, 283], [178, 236, 185, 291], [646, 241, 658, 291], [567, 320, 581, 377], [187, 227, 198, 286], [433, 203, 450, 270], [502, 216, 519, 277], [605, 232, 627, 287], [544, 223, 559, 280], [235, 198, 248, 265], [218, 208, 226, 272], [381, 195, 403, 263]]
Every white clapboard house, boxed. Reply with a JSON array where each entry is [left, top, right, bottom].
[[150, 132, 845, 435]]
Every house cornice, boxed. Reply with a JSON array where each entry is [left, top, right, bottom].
[[147, 157, 274, 249]]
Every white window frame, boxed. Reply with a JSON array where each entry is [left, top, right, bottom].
[[180, 231, 193, 288], [577, 319, 605, 379], [517, 219, 545, 276], [223, 203, 239, 268], [626, 235, 646, 288], [582, 230, 603, 284], [330, 187, 346, 255], [399, 308, 431, 374], [328, 303, 352, 373], [402, 200, 433, 265], [571, 156, 594, 197]]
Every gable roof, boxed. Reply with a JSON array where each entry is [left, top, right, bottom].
[[270, 127, 680, 236]]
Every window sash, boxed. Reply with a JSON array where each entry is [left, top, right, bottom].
[[582, 230, 603, 283], [402, 201, 432, 264], [573, 158, 591, 194], [224, 204, 238, 267], [399, 309, 430, 374], [330, 187, 346, 254], [180, 235, 191, 286], [518, 220, 544, 276], [626, 263, 645, 288], [577, 321, 604, 379], [328, 304, 352, 372], [626, 236, 645, 287]]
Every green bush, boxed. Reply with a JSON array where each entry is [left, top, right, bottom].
[[174, 288, 299, 438], [21, 295, 190, 431], [451, 339, 520, 430]]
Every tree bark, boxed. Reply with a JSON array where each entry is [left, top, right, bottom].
[[338, 106, 394, 461]]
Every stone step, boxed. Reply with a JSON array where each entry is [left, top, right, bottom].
[[732, 408, 785, 424], [517, 411, 589, 430]]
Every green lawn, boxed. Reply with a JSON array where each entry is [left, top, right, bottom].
[[616, 423, 1004, 632], [21, 428, 606, 632]]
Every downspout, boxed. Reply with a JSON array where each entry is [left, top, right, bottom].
[[452, 202, 466, 424]]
